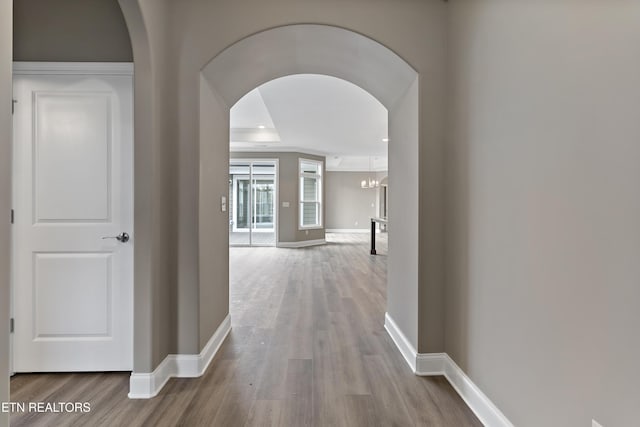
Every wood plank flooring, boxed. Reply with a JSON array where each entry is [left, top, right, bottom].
[[10, 233, 481, 426]]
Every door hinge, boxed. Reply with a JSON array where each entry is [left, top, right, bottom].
[[10, 318, 14, 334], [12, 99, 17, 115], [11, 209, 14, 224]]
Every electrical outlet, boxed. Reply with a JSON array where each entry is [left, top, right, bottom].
[[221, 196, 227, 212], [355, 221, 358, 226], [593, 420, 603, 427], [305, 230, 309, 235], [282, 201, 290, 208]]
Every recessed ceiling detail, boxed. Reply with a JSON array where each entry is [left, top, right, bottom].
[[230, 74, 388, 170], [325, 156, 387, 172], [230, 128, 280, 144], [230, 88, 275, 129]]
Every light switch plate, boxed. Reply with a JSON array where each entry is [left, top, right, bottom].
[[282, 201, 290, 208]]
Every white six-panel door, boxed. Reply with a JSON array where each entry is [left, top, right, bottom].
[[12, 64, 133, 372]]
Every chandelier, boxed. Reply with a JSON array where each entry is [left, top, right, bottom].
[[360, 157, 379, 189]]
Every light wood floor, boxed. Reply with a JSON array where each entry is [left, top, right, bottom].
[[10, 233, 481, 426]]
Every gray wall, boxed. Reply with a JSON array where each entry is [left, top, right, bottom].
[[1, 2, 11, 425], [388, 77, 421, 348], [14, 0, 132, 62], [446, 1, 640, 426], [117, 0, 177, 370], [198, 76, 229, 351], [231, 152, 326, 244], [325, 171, 381, 230]]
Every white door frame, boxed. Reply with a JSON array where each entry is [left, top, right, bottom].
[[11, 61, 134, 373], [229, 158, 279, 246]]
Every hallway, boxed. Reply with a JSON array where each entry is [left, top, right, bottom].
[[10, 234, 480, 426]]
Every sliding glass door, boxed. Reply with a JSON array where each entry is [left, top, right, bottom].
[[229, 160, 277, 246]]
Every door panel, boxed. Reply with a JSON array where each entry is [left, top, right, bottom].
[[12, 71, 133, 372], [35, 93, 111, 222], [34, 253, 111, 338]]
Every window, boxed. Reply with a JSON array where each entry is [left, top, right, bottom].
[[299, 159, 323, 229]]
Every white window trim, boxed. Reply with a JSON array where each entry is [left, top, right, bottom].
[[298, 158, 323, 230]]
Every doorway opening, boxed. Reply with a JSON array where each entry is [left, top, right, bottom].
[[229, 160, 278, 247], [199, 24, 420, 360]]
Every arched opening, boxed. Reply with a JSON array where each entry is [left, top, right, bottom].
[[199, 24, 420, 360], [228, 73, 388, 246]]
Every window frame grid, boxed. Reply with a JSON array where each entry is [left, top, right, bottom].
[[298, 158, 323, 230]]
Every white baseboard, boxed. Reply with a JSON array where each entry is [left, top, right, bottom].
[[128, 315, 231, 399], [384, 313, 418, 372], [416, 352, 447, 375], [441, 353, 514, 427], [128, 355, 175, 399], [197, 315, 232, 374], [277, 239, 326, 248], [384, 312, 513, 427], [326, 228, 382, 234]]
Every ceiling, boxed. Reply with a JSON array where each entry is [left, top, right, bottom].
[[230, 74, 388, 171]]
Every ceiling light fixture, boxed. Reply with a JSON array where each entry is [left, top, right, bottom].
[[360, 156, 380, 189], [258, 125, 266, 129], [382, 138, 389, 142]]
